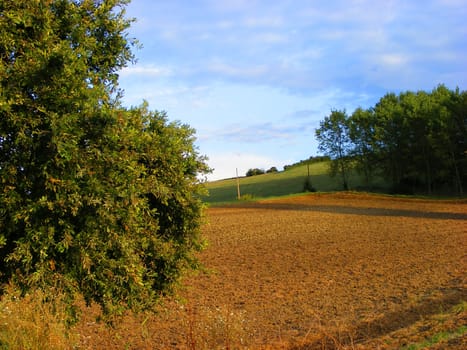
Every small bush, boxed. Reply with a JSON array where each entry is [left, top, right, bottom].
[[246, 168, 265, 177], [303, 177, 317, 192], [239, 194, 255, 201], [266, 167, 278, 173]]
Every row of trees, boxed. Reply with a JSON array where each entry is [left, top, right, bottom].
[[1, 0, 209, 320], [245, 167, 278, 176], [315, 85, 466, 195], [283, 156, 330, 171]]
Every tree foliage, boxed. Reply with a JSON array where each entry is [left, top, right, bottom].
[[282, 156, 330, 171], [348, 107, 377, 188], [0, 0, 209, 319], [315, 85, 467, 195], [266, 166, 278, 173], [315, 110, 352, 190], [246, 168, 265, 177]]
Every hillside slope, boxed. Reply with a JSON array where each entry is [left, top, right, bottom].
[[203, 161, 388, 204]]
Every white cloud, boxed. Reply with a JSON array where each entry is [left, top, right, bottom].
[[208, 0, 259, 13], [242, 16, 284, 28], [119, 65, 172, 77], [207, 60, 269, 79], [251, 32, 289, 44], [203, 121, 315, 144], [379, 53, 410, 67], [436, 0, 467, 6], [206, 152, 281, 181], [119, 81, 212, 115], [124, 0, 466, 96]]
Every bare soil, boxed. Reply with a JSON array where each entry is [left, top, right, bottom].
[[75, 193, 467, 349]]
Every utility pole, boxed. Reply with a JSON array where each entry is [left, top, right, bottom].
[[236, 168, 241, 200], [305, 163, 314, 192]]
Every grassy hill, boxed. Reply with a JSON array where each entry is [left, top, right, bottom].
[[203, 160, 389, 204]]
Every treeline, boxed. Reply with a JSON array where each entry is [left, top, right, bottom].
[[246, 167, 278, 176], [283, 156, 331, 171], [315, 85, 466, 195], [245, 156, 331, 177]]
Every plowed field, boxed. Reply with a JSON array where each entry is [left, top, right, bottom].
[[77, 193, 467, 349]]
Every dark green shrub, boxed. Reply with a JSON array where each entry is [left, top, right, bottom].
[[246, 168, 265, 177], [303, 177, 317, 192]]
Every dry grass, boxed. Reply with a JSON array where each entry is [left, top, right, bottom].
[[0, 287, 79, 350], [182, 304, 252, 349]]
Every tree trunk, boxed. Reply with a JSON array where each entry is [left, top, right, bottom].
[[450, 148, 463, 196]]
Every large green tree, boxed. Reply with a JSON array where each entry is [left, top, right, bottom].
[[372, 92, 411, 190], [315, 109, 352, 190], [348, 107, 378, 188], [432, 85, 466, 195], [0, 0, 209, 319]]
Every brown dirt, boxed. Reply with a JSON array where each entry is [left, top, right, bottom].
[[75, 193, 467, 349]]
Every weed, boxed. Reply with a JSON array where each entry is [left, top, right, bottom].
[[400, 325, 467, 349], [239, 193, 255, 201], [182, 304, 252, 349], [0, 286, 78, 350], [289, 311, 358, 350]]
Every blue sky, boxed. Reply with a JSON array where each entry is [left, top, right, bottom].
[[118, 0, 467, 180]]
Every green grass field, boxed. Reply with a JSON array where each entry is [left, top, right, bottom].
[[203, 161, 388, 204]]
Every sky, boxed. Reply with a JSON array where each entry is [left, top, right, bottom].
[[117, 0, 467, 181]]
